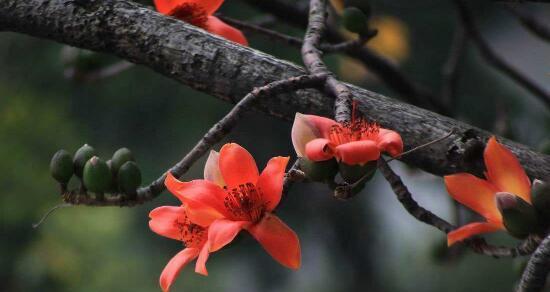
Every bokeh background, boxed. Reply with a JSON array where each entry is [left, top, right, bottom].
[[1, 0, 549, 291]]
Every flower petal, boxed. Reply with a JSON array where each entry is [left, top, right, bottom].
[[204, 150, 225, 187], [257, 156, 290, 212], [444, 173, 502, 223], [194, 243, 210, 276], [291, 113, 334, 157], [305, 138, 335, 161], [334, 140, 381, 165], [154, 0, 224, 15], [159, 248, 200, 292], [484, 137, 531, 203], [447, 222, 503, 246], [247, 213, 301, 269], [206, 16, 248, 46], [219, 143, 259, 188], [376, 128, 404, 157], [165, 172, 228, 226], [149, 206, 187, 241], [207, 219, 251, 252]]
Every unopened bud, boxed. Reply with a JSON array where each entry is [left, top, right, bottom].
[[83, 156, 112, 193], [338, 161, 376, 184], [117, 161, 142, 195], [532, 179, 550, 219], [496, 192, 540, 239], [111, 147, 135, 176], [299, 158, 338, 182], [50, 149, 74, 184], [342, 7, 369, 34], [73, 144, 96, 178]]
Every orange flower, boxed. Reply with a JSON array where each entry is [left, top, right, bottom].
[[445, 137, 532, 246], [291, 111, 403, 165], [154, 0, 248, 45], [165, 143, 301, 270], [149, 205, 210, 292]]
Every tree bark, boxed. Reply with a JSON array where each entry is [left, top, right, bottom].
[[1, 0, 548, 179]]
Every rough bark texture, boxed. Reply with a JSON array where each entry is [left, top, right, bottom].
[[1, 0, 549, 179]]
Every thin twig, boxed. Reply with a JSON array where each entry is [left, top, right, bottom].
[[517, 233, 550, 292], [441, 24, 467, 109], [377, 156, 541, 257], [63, 74, 327, 206], [302, 0, 353, 123], [454, 0, 550, 109], [65, 61, 134, 82], [32, 203, 73, 228], [505, 6, 550, 42], [386, 128, 457, 162]]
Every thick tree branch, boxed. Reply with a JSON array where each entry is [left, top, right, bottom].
[[1, 0, 549, 180], [505, 6, 550, 42]]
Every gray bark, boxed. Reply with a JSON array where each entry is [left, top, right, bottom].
[[1, 0, 548, 179]]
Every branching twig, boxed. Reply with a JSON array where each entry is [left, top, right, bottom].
[[377, 157, 541, 257], [65, 61, 134, 83], [33, 203, 73, 228], [63, 74, 327, 206], [454, 0, 550, 109], [302, 0, 352, 123], [517, 234, 550, 292], [505, 6, 550, 42]]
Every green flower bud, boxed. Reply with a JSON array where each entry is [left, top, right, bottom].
[[117, 161, 142, 194], [73, 144, 96, 178], [299, 158, 338, 182], [111, 147, 135, 175], [83, 156, 112, 193], [496, 192, 540, 239], [342, 7, 369, 34], [338, 161, 376, 184], [50, 149, 74, 184], [532, 179, 550, 218]]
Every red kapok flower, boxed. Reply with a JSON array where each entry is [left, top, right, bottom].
[[154, 0, 248, 45], [291, 111, 403, 165], [444, 136, 532, 246], [166, 143, 301, 269], [149, 205, 210, 292]]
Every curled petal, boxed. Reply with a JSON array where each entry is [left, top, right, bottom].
[[377, 128, 404, 157], [444, 173, 502, 223], [247, 213, 301, 269], [159, 248, 200, 292], [447, 222, 503, 246], [291, 113, 335, 157], [257, 156, 290, 212], [484, 137, 531, 203], [219, 143, 259, 188], [194, 244, 210, 276], [334, 140, 381, 165], [207, 219, 251, 252], [206, 16, 248, 46], [165, 173, 228, 226], [154, 0, 224, 15], [204, 150, 225, 187], [149, 206, 187, 241], [305, 138, 335, 161]]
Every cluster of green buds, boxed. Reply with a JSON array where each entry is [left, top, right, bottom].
[[496, 179, 550, 238], [50, 144, 142, 198], [299, 158, 376, 196]]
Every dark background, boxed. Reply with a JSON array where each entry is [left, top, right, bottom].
[[1, 0, 549, 291]]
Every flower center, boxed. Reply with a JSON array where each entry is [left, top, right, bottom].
[[328, 120, 380, 145], [328, 99, 380, 145], [224, 183, 266, 223], [174, 210, 207, 248], [168, 3, 209, 29]]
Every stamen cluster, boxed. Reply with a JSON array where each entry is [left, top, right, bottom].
[[224, 183, 266, 223]]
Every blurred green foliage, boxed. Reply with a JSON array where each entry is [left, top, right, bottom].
[[1, 0, 548, 292]]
